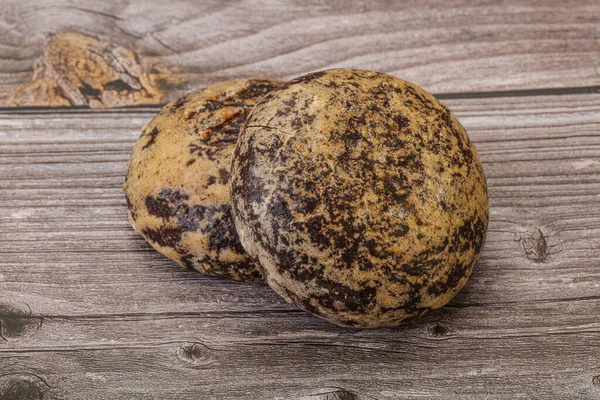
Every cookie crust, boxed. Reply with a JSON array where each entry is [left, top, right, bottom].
[[124, 78, 281, 283], [231, 69, 488, 325]]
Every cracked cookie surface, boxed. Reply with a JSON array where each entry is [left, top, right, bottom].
[[124, 78, 281, 283], [231, 69, 488, 325]]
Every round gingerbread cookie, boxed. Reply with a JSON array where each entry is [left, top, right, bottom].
[[124, 78, 281, 283], [231, 69, 488, 326]]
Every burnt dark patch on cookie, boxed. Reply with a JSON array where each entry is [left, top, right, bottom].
[[393, 114, 410, 130], [401, 258, 438, 277], [189, 136, 236, 161], [204, 204, 247, 255], [368, 103, 382, 113], [404, 85, 435, 110], [142, 126, 160, 150], [238, 80, 281, 100], [204, 100, 223, 111], [393, 224, 410, 237], [179, 253, 197, 270], [142, 226, 183, 248], [452, 216, 486, 254], [297, 194, 319, 214], [315, 280, 378, 314], [218, 168, 230, 184], [124, 192, 137, 221], [173, 201, 248, 258], [283, 253, 322, 282], [184, 109, 198, 121], [303, 214, 329, 249], [386, 281, 426, 314], [280, 70, 328, 90], [169, 96, 187, 113], [299, 297, 320, 315], [267, 195, 294, 247], [232, 134, 280, 214], [282, 95, 299, 109], [427, 281, 448, 297], [145, 188, 189, 220], [411, 239, 451, 273], [180, 251, 262, 283], [382, 179, 410, 204], [325, 79, 340, 89]]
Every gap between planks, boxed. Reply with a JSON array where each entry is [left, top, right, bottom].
[[1, 85, 600, 115]]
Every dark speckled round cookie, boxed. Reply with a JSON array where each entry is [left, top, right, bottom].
[[124, 78, 281, 283], [230, 69, 488, 326]]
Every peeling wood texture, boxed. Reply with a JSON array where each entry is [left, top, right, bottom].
[[1, 1, 600, 399]]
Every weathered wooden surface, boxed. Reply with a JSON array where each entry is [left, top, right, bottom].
[[1, 93, 599, 399], [1, 0, 600, 399], [1, 0, 600, 107]]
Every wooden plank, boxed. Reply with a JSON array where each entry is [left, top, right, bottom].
[[0, 94, 599, 314], [1, 93, 599, 398], [1, 0, 599, 107], [0, 303, 598, 399]]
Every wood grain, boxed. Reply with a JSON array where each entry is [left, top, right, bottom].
[[1, 0, 600, 107], [1, 92, 599, 399]]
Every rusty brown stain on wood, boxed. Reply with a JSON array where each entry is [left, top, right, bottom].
[[0, 32, 178, 108]]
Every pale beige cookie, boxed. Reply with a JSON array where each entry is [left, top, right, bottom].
[[124, 78, 281, 283], [231, 69, 488, 325]]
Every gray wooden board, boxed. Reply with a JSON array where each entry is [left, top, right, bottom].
[[0, 92, 599, 399], [1, 0, 600, 105]]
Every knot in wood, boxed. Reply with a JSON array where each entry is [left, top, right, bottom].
[[0, 303, 43, 341], [520, 228, 550, 263], [177, 342, 216, 367], [308, 388, 356, 400], [428, 322, 453, 337], [0, 373, 51, 400]]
